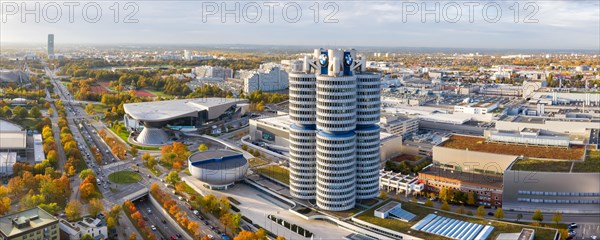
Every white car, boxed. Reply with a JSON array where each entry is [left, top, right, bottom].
[[151, 225, 157, 231]]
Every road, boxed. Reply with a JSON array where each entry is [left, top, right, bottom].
[[134, 198, 182, 240], [137, 164, 223, 239]]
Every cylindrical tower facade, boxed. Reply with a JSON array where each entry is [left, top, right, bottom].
[[288, 49, 380, 211], [316, 131, 356, 211], [355, 73, 381, 199], [288, 73, 317, 199], [355, 126, 380, 199], [315, 74, 357, 211]]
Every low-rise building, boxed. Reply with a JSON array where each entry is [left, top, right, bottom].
[[379, 170, 424, 196], [59, 216, 108, 240], [0, 207, 60, 240], [418, 166, 503, 207], [379, 114, 419, 138], [249, 114, 403, 162]]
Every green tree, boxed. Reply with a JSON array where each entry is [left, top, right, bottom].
[[494, 208, 504, 220], [198, 144, 208, 152], [476, 205, 486, 218], [130, 146, 138, 157], [424, 199, 434, 207], [29, 106, 41, 118], [165, 171, 181, 185], [552, 212, 562, 226], [441, 201, 450, 211], [532, 209, 544, 222], [79, 169, 96, 179]]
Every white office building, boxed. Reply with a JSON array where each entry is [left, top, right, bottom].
[[289, 49, 381, 211], [241, 65, 289, 93], [193, 66, 233, 81], [380, 114, 419, 138]]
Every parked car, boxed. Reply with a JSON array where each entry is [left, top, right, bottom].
[[568, 223, 578, 229], [487, 212, 494, 216]]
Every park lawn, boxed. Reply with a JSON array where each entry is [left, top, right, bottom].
[[92, 104, 110, 114], [146, 89, 173, 98], [109, 123, 130, 143], [13, 118, 38, 130], [256, 165, 290, 184], [108, 171, 142, 184], [355, 200, 558, 240]]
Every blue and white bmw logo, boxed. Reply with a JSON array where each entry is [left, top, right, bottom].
[[319, 54, 328, 66], [344, 54, 353, 66]]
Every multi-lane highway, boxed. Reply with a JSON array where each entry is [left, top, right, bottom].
[[134, 197, 182, 240]]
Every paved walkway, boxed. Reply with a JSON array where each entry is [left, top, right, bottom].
[[183, 176, 355, 240]]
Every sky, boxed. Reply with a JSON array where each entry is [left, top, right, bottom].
[[1, 0, 599, 50]]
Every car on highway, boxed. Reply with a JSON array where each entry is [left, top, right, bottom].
[[151, 225, 157, 231], [170, 236, 177, 240], [147, 208, 152, 214]]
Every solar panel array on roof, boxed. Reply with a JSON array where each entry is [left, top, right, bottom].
[[411, 214, 495, 240], [388, 207, 416, 222]]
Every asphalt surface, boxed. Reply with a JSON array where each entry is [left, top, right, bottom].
[[134, 198, 182, 240]]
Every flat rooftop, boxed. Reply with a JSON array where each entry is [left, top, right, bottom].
[[0, 120, 23, 132], [0, 207, 57, 237], [440, 135, 585, 160], [123, 97, 245, 121], [254, 114, 293, 130], [419, 166, 503, 189], [189, 150, 247, 170]]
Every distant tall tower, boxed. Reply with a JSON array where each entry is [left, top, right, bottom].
[[184, 49, 191, 60], [47, 34, 54, 57], [288, 49, 381, 211]]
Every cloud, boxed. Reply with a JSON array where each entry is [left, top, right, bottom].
[[0, 0, 598, 50]]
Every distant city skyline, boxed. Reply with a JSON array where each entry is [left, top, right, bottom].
[[1, 1, 599, 50]]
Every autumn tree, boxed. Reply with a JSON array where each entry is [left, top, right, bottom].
[[379, 190, 388, 199], [467, 192, 477, 205], [424, 199, 434, 207], [476, 205, 486, 218], [88, 198, 104, 216], [494, 208, 504, 220], [552, 212, 562, 226], [0, 186, 11, 215], [130, 146, 139, 157], [128, 232, 137, 240], [441, 201, 450, 211], [65, 200, 82, 221], [198, 144, 208, 152], [79, 169, 96, 179], [532, 209, 544, 222], [165, 171, 181, 185]]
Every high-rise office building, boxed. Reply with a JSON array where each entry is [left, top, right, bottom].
[[289, 49, 381, 211], [47, 34, 54, 57]]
